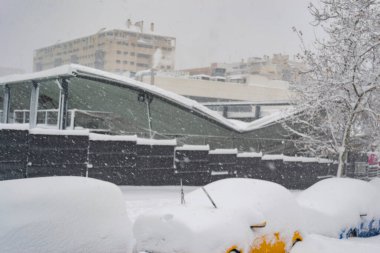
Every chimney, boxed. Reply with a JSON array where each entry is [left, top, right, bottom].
[[150, 22, 155, 32], [127, 19, 132, 28], [134, 20, 144, 32]]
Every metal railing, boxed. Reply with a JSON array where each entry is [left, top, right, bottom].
[[12, 109, 113, 130]]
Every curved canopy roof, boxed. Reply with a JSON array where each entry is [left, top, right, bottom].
[[0, 64, 294, 133]]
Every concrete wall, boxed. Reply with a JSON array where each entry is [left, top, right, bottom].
[[0, 129, 338, 189]]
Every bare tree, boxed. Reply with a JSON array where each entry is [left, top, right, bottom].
[[288, 0, 380, 177]]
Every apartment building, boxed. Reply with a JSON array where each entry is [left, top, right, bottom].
[[33, 21, 176, 74]]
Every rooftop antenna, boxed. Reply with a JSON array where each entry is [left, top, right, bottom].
[[201, 187, 217, 208], [180, 178, 185, 205]]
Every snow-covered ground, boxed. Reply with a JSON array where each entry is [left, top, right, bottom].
[[119, 185, 197, 222], [1, 178, 380, 253], [119, 184, 380, 253]]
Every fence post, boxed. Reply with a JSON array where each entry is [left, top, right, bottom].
[[29, 81, 39, 128]]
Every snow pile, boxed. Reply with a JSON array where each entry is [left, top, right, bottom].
[[186, 178, 301, 233], [370, 178, 380, 189], [134, 178, 302, 253], [297, 178, 380, 237], [291, 234, 380, 253], [0, 177, 133, 253], [134, 205, 264, 253]]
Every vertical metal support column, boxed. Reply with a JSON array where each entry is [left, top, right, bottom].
[[255, 105, 261, 119], [223, 106, 228, 118], [2, 85, 10, 123], [146, 95, 153, 139], [29, 81, 39, 128], [57, 78, 69, 130]]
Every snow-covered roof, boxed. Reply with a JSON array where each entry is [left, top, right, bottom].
[[0, 64, 294, 133]]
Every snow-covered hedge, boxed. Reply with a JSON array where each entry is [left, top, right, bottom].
[[0, 177, 133, 253]]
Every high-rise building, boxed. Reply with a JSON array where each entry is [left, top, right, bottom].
[[33, 21, 176, 74]]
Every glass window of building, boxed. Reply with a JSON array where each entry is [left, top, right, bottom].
[[68, 77, 150, 134], [37, 80, 61, 126], [0, 86, 3, 122], [8, 83, 32, 124]]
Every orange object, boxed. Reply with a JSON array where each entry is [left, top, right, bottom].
[[226, 231, 302, 253]]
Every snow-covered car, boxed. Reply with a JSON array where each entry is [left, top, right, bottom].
[[0, 176, 133, 253], [297, 177, 380, 239], [133, 178, 303, 253]]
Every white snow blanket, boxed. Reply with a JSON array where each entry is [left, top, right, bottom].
[[0, 176, 133, 253], [134, 178, 302, 253], [291, 234, 380, 253], [297, 178, 380, 238]]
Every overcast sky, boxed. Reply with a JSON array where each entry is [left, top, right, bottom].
[[0, 0, 315, 72]]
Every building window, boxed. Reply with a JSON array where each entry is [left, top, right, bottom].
[[137, 44, 153, 49], [116, 60, 121, 64], [130, 52, 135, 56], [130, 62, 135, 65], [123, 61, 128, 64], [54, 58, 63, 67], [137, 63, 149, 68], [137, 53, 151, 59], [124, 51, 128, 55], [117, 50, 122, 54]]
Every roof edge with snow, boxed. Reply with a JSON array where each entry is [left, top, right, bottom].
[[0, 64, 294, 133]]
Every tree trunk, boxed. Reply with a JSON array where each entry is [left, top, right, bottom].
[[337, 147, 347, 177]]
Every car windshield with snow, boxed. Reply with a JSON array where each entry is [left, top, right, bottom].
[[133, 178, 303, 253]]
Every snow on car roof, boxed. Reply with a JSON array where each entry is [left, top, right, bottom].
[[297, 178, 380, 237], [133, 178, 301, 253], [186, 178, 301, 232], [0, 64, 294, 133], [0, 177, 133, 253]]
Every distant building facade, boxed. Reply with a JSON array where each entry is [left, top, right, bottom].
[[180, 54, 305, 83], [33, 21, 176, 74]]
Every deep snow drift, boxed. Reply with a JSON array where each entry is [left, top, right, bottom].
[[0, 177, 133, 253]]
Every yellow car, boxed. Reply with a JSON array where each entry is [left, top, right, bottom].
[[133, 178, 303, 253]]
